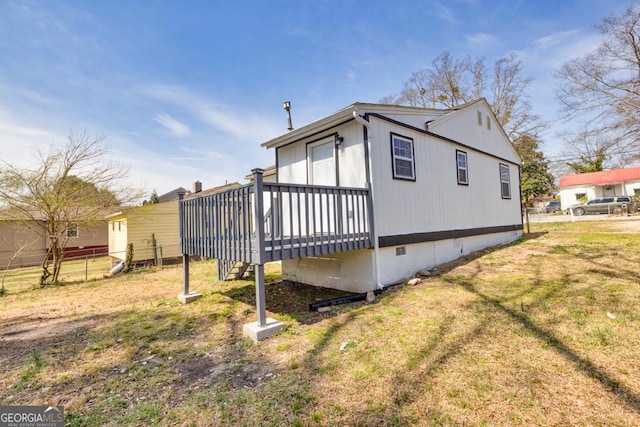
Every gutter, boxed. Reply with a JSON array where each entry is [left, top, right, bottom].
[[353, 109, 383, 291], [105, 211, 125, 220]]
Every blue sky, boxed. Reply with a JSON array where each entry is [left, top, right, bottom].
[[0, 0, 633, 196]]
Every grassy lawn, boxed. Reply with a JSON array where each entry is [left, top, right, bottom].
[[1, 219, 639, 426], [2, 255, 112, 294]]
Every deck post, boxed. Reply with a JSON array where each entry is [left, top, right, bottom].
[[178, 191, 201, 304], [365, 182, 376, 244], [253, 169, 267, 326], [242, 168, 284, 342], [255, 263, 267, 325]]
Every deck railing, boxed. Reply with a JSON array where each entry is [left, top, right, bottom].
[[179, 169, 373, 266]]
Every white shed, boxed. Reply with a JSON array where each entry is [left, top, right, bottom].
[[179, 99, 523, 339], [261, 99, 523, 292]]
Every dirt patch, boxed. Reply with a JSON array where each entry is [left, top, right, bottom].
[[1, 317, 96, 342]]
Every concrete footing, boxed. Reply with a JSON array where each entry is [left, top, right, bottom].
[[177, 292, 202, 304], [243, 318, 285, 342]]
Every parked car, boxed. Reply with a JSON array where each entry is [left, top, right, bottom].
[[545, 201, 562, 213], [568, 196, 633, 216]]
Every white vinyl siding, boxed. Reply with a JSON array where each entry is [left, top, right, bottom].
[[428, 103, 520, 165], [391, 133, 415, 181], [456, 150, 468, 185], [500, 163, 511, 199], [371, 119, 522, 238]]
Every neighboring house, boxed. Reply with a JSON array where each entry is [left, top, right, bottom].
[[244, 165, 277, 183], [107, 200, 181, 267], [0, 217, 107, 268], [558, 167, 640, 212], [108, 182, 239, 267], [179, 99, 523, 338], [158, 186, 192, 203]]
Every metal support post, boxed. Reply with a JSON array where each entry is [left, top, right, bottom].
[[183, 254, 190, 295], [177, 191, 201, 304], [255, 263, 267, 326], [252, 168, 267, 326]]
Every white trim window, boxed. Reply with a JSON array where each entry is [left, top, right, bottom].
[[499, 163, 511, 199], [456, 150, 468, 185], [66, 223, 79, 238], [391, 133, 415, 181]]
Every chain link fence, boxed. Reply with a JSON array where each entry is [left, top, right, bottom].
[[1, 244, 182, 294]]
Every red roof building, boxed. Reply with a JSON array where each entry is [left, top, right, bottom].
[[559, 167, 640, 187], [558, 167, 640, 211]]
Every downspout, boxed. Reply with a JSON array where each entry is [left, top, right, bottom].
[[353, 109, 382, 290]]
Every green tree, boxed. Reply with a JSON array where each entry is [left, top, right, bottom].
[[559, 128, 610, 173], [149, 189, 159, 204], [513, 134, 555, 206], [566, 151, 606, 173], [0, 130, 139, 286]]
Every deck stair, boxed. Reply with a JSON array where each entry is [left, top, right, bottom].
[[218, 259, 252, 281]]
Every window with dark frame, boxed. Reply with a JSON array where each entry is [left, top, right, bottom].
[[66, 223, 79, 238], [499, 163, 511, 199], [456, 150, 468, 185], [390, 133, 415, 181]]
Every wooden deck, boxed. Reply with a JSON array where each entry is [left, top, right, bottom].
[[179, 169, 373, 277]]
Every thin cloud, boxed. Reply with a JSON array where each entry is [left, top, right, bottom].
[[180, 147, 226, 160], [524, 29, 602, 70], [466, 32, 496, 48], [533, 29, 581, 49], [433, 2, 457, 24], [153, 112, 190, 137], [141, 84, 281, 141], [0, 121, 50, 137]]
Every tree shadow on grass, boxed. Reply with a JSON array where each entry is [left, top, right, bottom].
[[0, 300, 289, 425], [456, 277, 640, 415], [293, 231, 640, 423], [544, 235, 640, 283], [431, 234, 640, 414]]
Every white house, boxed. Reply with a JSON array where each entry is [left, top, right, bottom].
[[558, 167, 640, 211], [178, 99, 523, 340]]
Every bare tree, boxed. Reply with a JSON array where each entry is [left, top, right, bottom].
[[555, 127, 618, 174], [382, 52, 544, 141], [556, 4, 640, 167], [0, 130, 139, 286]]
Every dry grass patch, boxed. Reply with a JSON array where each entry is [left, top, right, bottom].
[[1, 219, 640, 425]]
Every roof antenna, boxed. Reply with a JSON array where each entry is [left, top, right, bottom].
[[283, 101, 294, 131]]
